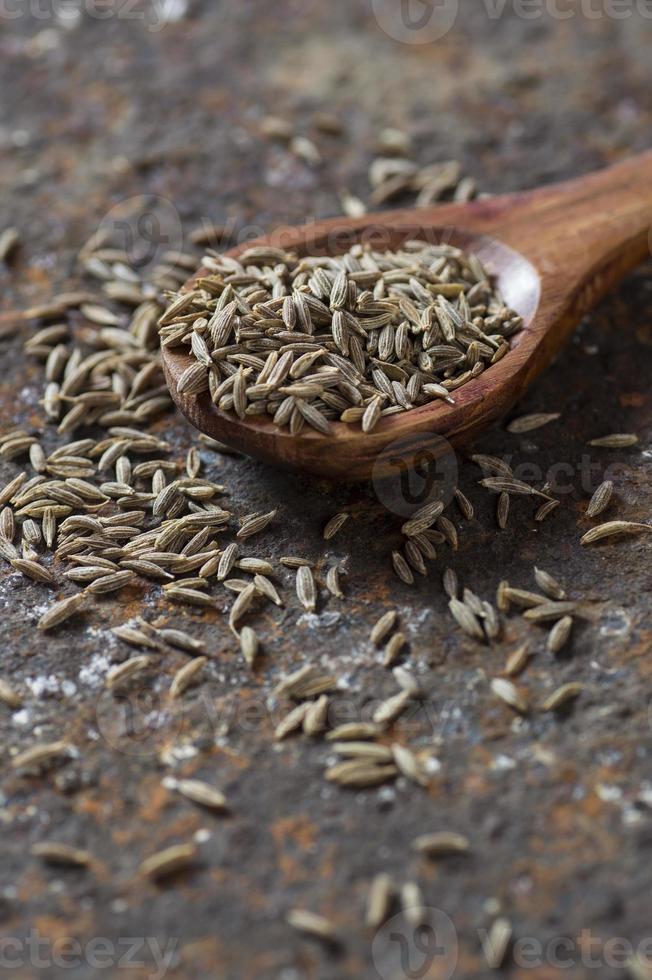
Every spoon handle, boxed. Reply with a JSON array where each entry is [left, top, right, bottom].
[[420, 150, 652, 316]]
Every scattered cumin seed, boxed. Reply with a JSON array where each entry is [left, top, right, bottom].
[[332, 742, 393, 763], [366, 873, 393, 928], [10, 557, 55, 585], [507, 412, 560, 433], [370, 610, 397, 646], [286, 909, 337, 943], [541, 681, 583, 711], [237, 509, 277, 539], [383, 632, 406, 667], [303, 694, 330, 736], [392, 550, 414, 586], [373, 689, 411, 726], [37, 593, 86, 631], [454, 488, 474, 520], [401, 881, 427, 927], [0, 679, 23, 708], [490, 677, 528, 714], [534, 567, 566, 600], [504, 643, 531, 677], [580, 521, 652, 545], [522, 600, 579, 622], [470, 454, 514, 478], [12, 740, 74, 770], [443, 567, 458, 599], [326, 565, 344, 599], [274, 703, 309, 740], [547, 615, 574, 654], [113, 624, 161, 650], [280, 556, 313, 568], [502, 587, 548, 609], [155, 627, 206, 654], [588, 433, 638, 448], [497, 491, 510, 529], [392, 743, 428, 786], [586, 480, 614, 518], [0, 227, 19, 263], [535, 498, 560, 522], [169, 656, 207, 698], [106, 655, 152, 689], [139, 843, 198, 880], [296, 564, 317, 612], [449, 598, 484, 640], [239, 626, 259, 667], [325, 723, 381, 741], [325, 760, 398, 787], [412, 831, 470, 857], [323, 512, 349, 540], [173, 778, 228, 811], [31, 842, 92, 867]]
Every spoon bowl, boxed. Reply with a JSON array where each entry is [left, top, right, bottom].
[[162, 150, 652, 480]]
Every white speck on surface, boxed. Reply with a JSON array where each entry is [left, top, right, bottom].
[[377, 786, 396, 804], [638, 783, 652, 807], [622, 805, 644, 826], [424, 755, 442, 773], [297, 611, 341, 629], [78, 652, 111, 688], [12, 709, 31, 727], [492, 754, 516, 771], [153, 0, 189, 25], [159, 743, 198, 766], [25, 675, 61, 699], [599, 608, 632, 638], [596, 783, 622, 802], [194, 828, 211, 844]]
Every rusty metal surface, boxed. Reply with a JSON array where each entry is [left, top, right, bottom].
[[1, 4, 652, 979]]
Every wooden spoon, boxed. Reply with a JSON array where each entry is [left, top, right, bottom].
[[162, 150, 652, 481]]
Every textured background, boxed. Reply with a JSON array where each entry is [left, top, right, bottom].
[[1, 2, 652, 979]]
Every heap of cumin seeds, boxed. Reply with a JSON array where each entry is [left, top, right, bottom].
[[159, 241, 522, 435]]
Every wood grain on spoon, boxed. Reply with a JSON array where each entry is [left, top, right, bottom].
[[162, 150, 652, 481]]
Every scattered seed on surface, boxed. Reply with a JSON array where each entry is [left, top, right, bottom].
[[139, 843, 198, 880], [412, 832, 470, 857], [541, 682, 583, 711], [547, 615, 574, 654], [490, 677, 528, 714], [586, 480, 614, 518], [507, 413, 560, 433], [580, 521, 652, 545]]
